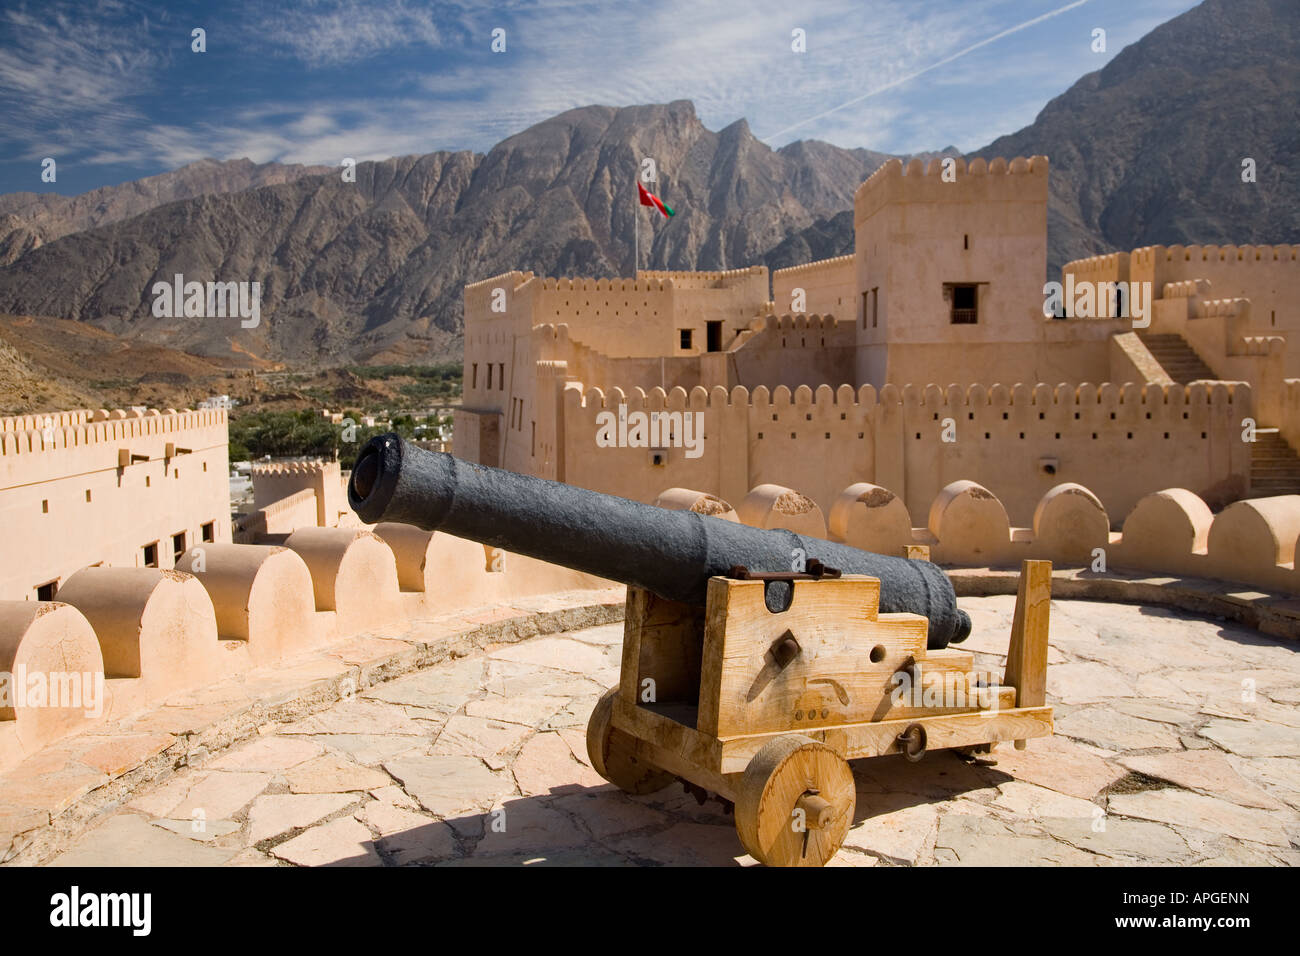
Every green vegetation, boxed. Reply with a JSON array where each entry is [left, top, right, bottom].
[[229, 408, 451, 469], [347, 362, 462, 400]]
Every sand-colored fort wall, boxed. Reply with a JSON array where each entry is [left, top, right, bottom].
[[251, 459, 348, 529], [5, 450, 1300, 772], [772, 255, 856, 321], [852, 156, 1119, 388], [728, 314, 858, 392], [0, 408, 230, 602], [557, 380, 1251, 527], [1131, 244, 1300, 347]]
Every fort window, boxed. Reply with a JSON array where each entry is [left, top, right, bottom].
[[498, 364, 505, 390], [36, 581, 57, 601], [41, 499, 48, 513], [963, 234, 969, 250], [487, 365, 493, 390], [85, 489, 92, 502], [202, 522, 215, 543], [946, 283, 979, 324], [706, 321, 723, 352], [143, 542, 159, 568], [824, 433, 830, 439], [531, 422, 535, 456], [680, 329, 693, 350], [858, 432, 864, 439], [861, 291, 869, 329], [172, 532, 187, 563], [472, 364, 478, 388]]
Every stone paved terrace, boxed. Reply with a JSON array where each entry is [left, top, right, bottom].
[[42, 597, 1300, 867]]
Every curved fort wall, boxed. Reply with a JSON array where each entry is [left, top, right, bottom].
[[4, 468, 1299, 773]]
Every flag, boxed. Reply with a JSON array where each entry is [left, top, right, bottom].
[[638, 181, 674, 218]]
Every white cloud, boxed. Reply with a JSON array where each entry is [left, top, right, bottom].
[[249, 0, 445, 67], [0, 0, 1207, 183]]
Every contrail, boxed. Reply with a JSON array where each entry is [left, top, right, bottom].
[[761, 0, 1090, 142]]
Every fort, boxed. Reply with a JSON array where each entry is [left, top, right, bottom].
[[1, 154, 1297, 866], [455, 155, 1300, 526]]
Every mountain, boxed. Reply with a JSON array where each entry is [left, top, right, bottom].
[[0, 102, 944, 364], [0, 0, 1295, 365], [0, 158, 332, 266], [972, 0, 1300, 275]]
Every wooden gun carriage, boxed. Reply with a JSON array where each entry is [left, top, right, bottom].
[[586, 559, 1054, 867]]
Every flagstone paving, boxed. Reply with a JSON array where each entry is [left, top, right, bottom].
[[45, 597, 1300, 867]]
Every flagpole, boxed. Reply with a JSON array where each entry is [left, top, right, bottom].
[[633, 180, 639, 277]]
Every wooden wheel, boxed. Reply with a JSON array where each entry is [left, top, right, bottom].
[[735, 734, 855, 867], [586, 688, 676, 795]]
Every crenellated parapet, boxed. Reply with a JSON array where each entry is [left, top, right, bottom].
[[854, 154, 1049, 223], [0, 407, 227, 456], [771, 254, 854, 280], [1136, 243, 1300, 264], [564, 378, 1250, 414], [637, 265, 766, 287]]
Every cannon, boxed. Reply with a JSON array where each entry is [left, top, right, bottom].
[[347, 433, 970, 649], [349, 434, 1053, 866]]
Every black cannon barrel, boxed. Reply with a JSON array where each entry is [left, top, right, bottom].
[[348, 434, 971, 649]]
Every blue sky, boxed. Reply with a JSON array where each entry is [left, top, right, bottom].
[[0, 0, 1202, 196]]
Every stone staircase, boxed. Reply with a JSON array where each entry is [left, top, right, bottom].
[[1249, 428, 1300, 498], [1138, 333, 1218, 383]]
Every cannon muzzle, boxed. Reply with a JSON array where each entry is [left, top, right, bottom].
[[348, 434, 970, 648]]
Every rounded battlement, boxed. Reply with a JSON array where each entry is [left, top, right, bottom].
[[771, 254, 854, 280], [854, 154, 1048, 222]]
